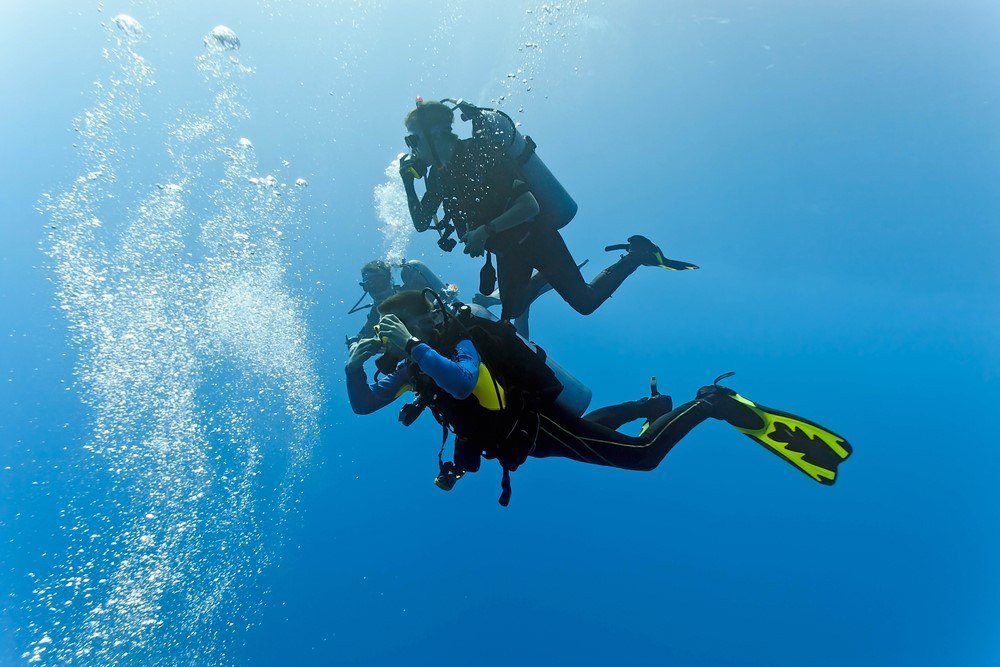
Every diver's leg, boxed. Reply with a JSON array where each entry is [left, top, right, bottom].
[[497, 251, 537, 321], [529, 228, 642, 316], [513, 306, 530, 339], [511, 269, 564, 337], [525, 271, 550, 304], [583, 395, 674, 430], [533, 399, 712, 471]]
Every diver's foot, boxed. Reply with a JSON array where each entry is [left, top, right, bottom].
[[638, 393, 674, 420], [472, 292, 502, 309], [626, 235, 666, 267], [696, 372, 763, 430]]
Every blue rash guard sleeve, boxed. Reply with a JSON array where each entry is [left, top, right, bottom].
[[410, 339, 480, 400], [345, 364, 412, 415]]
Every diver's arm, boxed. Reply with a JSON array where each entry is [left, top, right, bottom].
[[486, 187, 540, 236], [463, 187, 540, 257], [403, 178, 443, 232], [410, 339, 480, 400], [345, 365, 411, 415]]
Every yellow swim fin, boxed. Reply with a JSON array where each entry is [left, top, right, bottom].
[[729, 392, 852, 485]]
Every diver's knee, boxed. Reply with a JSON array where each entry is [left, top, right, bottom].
[[570, 299, 599, 316], [629, 457, 660, 472]]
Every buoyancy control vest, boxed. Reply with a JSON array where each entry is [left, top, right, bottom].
[[401, 302, 563, 505], [447, 98, 577, 231]]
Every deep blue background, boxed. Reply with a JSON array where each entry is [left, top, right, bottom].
[[2, 1, 998, 664]]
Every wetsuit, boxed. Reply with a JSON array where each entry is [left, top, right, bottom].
[[346, 339, 480, 415], [417, 137, 641, 320], [532, 399, 712, 471], [346, 337, 712, 473]]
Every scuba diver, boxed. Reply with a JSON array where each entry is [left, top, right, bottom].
[[398, 98, 699, 323], [345, 290, 852, 506], [347, 255, 576, 345], [346, 258, 455, 347]]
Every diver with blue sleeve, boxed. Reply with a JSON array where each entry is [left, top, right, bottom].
[[398, 98, 698, 322], [345, 290, 852, 506]]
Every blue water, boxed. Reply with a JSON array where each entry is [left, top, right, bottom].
[[2, 1, 998, 665]]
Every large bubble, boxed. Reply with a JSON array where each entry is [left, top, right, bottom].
[[111, 14, 144, 44], [204, 25, 241, 51]]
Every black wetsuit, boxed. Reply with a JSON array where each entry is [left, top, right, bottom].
[[422, 137, 641, 320], [530, 398, 713, 471], [347, 328, 711, 477]]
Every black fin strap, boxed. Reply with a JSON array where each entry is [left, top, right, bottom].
[[516, 136, 537, 166], [438, 422, 449, 472], [499, 467, 512, 507]]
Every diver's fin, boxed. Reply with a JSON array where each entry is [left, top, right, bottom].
[[728, 392, 852, 485], [605, 238, 699, 271], [656, 257, 700, 271]]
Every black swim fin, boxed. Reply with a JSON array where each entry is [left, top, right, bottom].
[[605, 237, 699, 271], [700, 373, 852, 485]]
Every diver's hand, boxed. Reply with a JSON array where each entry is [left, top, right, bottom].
[[345, 338, 382, 372], [463, 226, 488, 258], [377, 315, 413, 354], [398, 153, 426, 182]]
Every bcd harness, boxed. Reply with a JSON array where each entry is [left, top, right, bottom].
[[396, 291, 562, 506], [411, 99, 542, 280]]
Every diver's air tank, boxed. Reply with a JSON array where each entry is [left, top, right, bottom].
[[467, 303, 592, 417], [400, 260, 447, 294], [455, 100, 578, 230]]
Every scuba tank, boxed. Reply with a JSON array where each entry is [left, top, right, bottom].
[[444, 98, 578, 231], [399, 259, 448, 296], [466, 302, 592, 417]]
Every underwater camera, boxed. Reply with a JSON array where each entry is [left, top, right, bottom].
[[436, 219, 458, 252], [398, 396, 427, 427], [437, 235, 457, 252], [370, 325, 402, 375], [434, 461, 463, 491]]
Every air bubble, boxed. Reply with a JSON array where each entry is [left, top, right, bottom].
[[204, 25, 240, 52]]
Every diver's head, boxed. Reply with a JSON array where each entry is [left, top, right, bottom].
[[360, 259, 393, 298], [378, 289, 438, 339], [404, 100, 457, 167]]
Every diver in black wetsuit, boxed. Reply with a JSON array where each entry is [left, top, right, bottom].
[[345, 290, 746, 505], [399, 100, 670, 322]]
